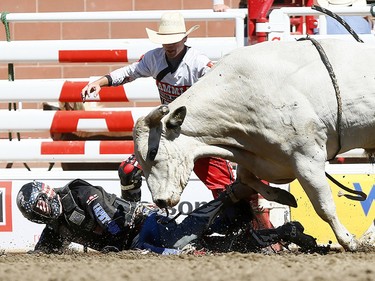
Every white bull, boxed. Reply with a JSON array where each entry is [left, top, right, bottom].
[[133, 39, 375, 251]]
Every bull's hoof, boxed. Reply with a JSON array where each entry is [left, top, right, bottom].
[[340, 236, 360, 252]]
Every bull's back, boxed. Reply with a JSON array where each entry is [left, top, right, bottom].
[[170, 39, 375, 151], [175, 39, 374, 108]]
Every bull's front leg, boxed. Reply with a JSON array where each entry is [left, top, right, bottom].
[[294, 154, 359, 251]]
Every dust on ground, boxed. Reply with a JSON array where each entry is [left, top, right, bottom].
[[0, 249, 374, 281]]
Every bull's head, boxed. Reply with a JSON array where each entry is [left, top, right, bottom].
[[133, 105, 195, 208]]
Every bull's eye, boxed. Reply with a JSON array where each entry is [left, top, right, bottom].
[[148, 148, 158, 161]]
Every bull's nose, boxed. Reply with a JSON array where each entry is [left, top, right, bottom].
[[155, 199, 168, 209]]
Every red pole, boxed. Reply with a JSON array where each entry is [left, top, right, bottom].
[[248, 0, 275, 44]]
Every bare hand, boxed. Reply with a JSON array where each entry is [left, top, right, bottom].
[[81, 83, 101, 102]]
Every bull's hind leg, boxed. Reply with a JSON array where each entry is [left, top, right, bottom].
[[236, 167, 297, 207], [294, 156, 359, 251]]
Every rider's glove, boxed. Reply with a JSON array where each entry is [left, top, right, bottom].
[[118, 155, 143, 202]]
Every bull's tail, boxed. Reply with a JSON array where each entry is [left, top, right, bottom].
[[325, 172, 367, 201]]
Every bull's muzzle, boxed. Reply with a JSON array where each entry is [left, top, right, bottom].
[[154, 198, 179, 208]]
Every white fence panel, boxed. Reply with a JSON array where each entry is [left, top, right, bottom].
[[0, 37, 241, 63], [0, 108, 154, 132], [0, 77, 159, 102], [0, 139, 133, 162], [1, 9, 248, 62]]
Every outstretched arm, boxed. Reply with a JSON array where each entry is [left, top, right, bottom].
[[81, 54, 148, 102]]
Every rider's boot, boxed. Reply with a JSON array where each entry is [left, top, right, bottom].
[[275, 221, 318, 252]]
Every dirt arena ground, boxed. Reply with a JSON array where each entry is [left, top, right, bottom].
[[0, 249, 374, 281]]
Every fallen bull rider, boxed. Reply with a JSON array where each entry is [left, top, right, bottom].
[[16, 178, 328, 255]]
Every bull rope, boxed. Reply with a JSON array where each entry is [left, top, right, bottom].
[[296, 36, 343, 159], [311, 5, 364, 43], [297, 8, 367, 201]]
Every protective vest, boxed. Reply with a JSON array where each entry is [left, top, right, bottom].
[[57, 179, 140, 233], [57, 179, 99, 231]]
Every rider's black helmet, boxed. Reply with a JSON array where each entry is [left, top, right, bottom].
[[16, 181, 61, 224]]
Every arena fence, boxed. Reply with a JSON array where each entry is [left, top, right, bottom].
[[0, 9, 247, 165], [1, 9, 248, 63]]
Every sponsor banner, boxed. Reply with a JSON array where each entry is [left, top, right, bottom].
[[0, 182, 12, 232], [290, 174, 375, 244]]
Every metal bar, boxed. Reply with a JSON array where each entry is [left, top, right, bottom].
[[4, 9, 247, 22]]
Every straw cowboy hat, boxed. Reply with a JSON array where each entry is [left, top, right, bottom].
[[317, 0, 367, 8], [146, 12, 199, 44]]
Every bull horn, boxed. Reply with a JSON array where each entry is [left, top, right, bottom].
[[166, 106, 186, 129], [145, 105, 169, 127]]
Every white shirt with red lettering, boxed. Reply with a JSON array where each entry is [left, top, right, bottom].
[[108, 47, 213, 104], [109, 47, 234, 192]]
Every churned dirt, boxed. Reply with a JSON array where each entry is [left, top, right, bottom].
[[0, 249, 374, 281]]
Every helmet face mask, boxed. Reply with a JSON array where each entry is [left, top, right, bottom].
[[17, 181, 61, 224]]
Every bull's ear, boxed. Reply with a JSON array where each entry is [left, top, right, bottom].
[[145, 105, 169, 127], [166, 106, 186, 129]]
